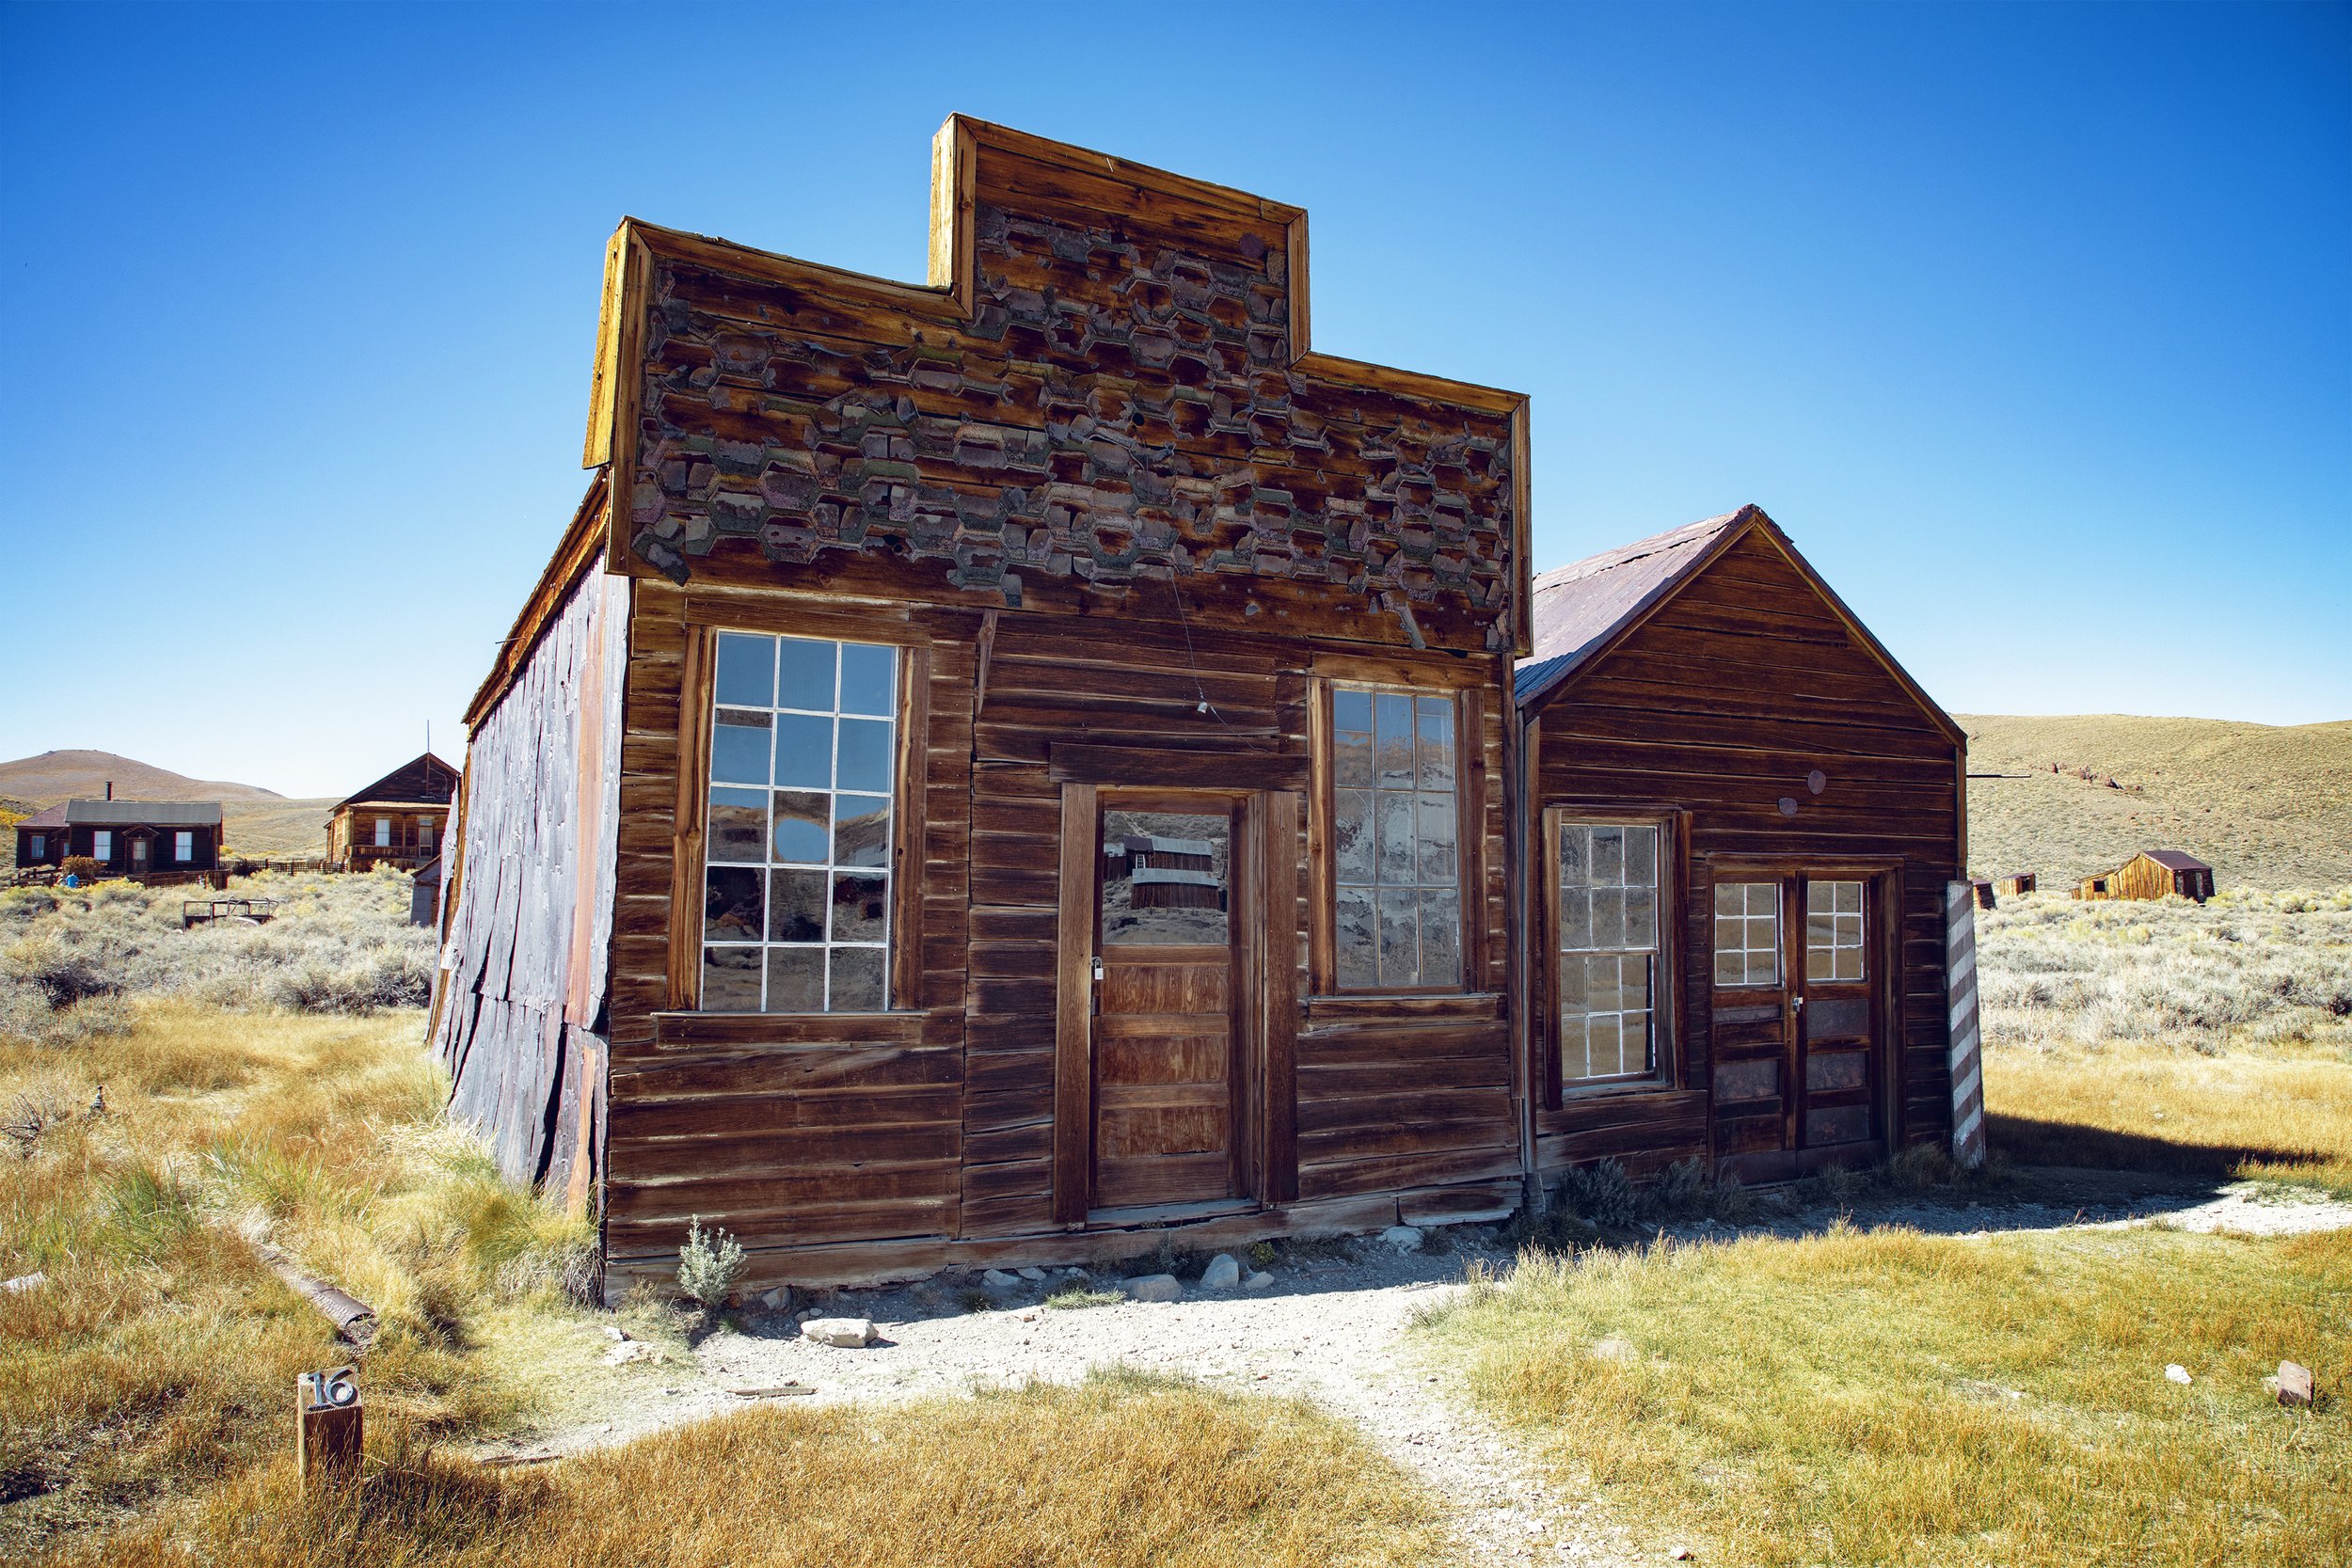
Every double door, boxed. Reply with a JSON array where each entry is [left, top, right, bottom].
[[1709, 866, 1888, 1178]]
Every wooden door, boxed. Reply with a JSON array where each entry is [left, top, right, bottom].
[[1709, 870, 1884, 1177], [130, 835, 151, 872], [1090, 797, 1242, 1212]]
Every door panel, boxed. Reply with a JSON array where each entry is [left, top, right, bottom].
[[1092, 804, 1240, 1212]]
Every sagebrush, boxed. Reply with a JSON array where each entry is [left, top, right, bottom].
[[0, 869, 434, 1045]]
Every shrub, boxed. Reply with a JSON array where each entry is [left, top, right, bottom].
[[1559, 1157, 1640, 1230], [57, 856, 99, 885], [675, 1214, 745, 1307]]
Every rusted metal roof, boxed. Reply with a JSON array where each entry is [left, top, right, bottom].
[[1513, 510, 1747, 707], [2141, 849, 2212, 873]]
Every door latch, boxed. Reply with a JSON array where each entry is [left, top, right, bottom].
[[1091, 957, 1104, 982]]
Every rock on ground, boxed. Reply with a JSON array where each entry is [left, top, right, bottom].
[[1199, 1254, 1242, 1291], [802, 1317, 875, 1348], [1121, 1273, 1183, 1303]]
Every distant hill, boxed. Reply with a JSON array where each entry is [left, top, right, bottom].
[[0, 751, 334, 864], [1962, 715, 2352, 892], [0, 750, 289, 806]]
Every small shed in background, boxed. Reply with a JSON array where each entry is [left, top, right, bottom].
[[1970, 878, 1996, 911], [1994, 873, 2036, 897], [409, 853, 444, 927], [2076, 850, 2212, 903]]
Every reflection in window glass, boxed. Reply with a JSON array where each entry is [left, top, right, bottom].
[[1713, 882, 1781, 987], [1102, 810, 1229, 946], [1805, 879, 1867, 981], [702, 631, 897, 1011], [1332, 686, 1459, 988], [1558, 821, 1661, 1083]]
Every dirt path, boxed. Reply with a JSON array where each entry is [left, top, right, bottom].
[[477, 1178, 2352, 1565]]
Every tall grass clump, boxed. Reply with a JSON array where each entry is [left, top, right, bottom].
[[1419, 1224, 2351, 1566], [67, 1371, 1447, 1568]]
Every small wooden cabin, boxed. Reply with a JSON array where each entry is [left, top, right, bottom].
[[328, 753, 458, 871], [1994, 873, 2035, 897], [1514, 508, 1967, 1183], [2077, 850, 2211, 903], [12, 799, 224, 881], [434, 118, 1532, 1294]]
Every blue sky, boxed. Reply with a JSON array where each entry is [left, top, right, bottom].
[[2, 1, 2344, 798]]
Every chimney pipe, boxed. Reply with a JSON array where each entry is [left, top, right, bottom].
[[105, 780, 113, 800]]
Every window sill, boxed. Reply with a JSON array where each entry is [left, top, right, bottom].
[[1553, 1075, 1681, 1102], [652, 1011, 928, 1048], [1304, 992, 1503, 1025]]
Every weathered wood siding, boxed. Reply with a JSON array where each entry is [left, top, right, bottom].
[[1528, 529, 1963, 1173], [434, 566, 628, 1199]]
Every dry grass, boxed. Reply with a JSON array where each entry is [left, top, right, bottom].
[[57, 1370, 1444, 1568], [0, 1004, 591, 1550], [0, 870, 435, 1040], [1979, 888, 2352, 1195], [1961, 714, 2352, 891], [1421, 1225, 2350, 1567]]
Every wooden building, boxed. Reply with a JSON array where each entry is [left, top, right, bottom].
[[12, 799, 223, 881], [433, 119, 1533, 1294], [1994, 873, 2036, 897], [1513, 508, 1968, 1183], [2077, 850, 2212, 903], [328, 753, 459, 871]]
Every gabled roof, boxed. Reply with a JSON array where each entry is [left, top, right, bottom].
[[334, 753, 460, 814], [1512, 504, 1964, 746], [60, 800, 223, 827], [15, 801, 69, 831], [1513, 510, 1745, 706], [2139, 849, 2212, 873]]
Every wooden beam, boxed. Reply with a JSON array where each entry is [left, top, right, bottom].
[[1051, 782, 1098, 1224], [1047, 743, 1307, 792], [1263, 787, 1300, 1202], [665, 623, 711, 1009]]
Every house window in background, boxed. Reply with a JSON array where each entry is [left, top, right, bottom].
[[175, 831, 194, 863], [374, 817, 392, 848], [27, 834, 42, 859], [701, 631, 898, 1013], [1329, 685, 1461, 990], [92, 831, 113, 863]]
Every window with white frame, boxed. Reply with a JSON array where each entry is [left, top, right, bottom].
[[175, 831, 194, 863], [1805, 879, 1866, 981], [1557, 819, 1663, 1083], [374, 817, 392, 847], [701, 631, 898, 1012], [1329, 685, 1460, 989], [92, 831, 113, 862], [1713, 882, 1782, 987]]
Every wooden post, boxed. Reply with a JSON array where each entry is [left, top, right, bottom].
[[295, 1366, 362, 1484]]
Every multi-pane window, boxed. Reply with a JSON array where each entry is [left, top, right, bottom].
[[1330, 686, 1460, 990], [701, 631, 898, 1013], [375, 817, 392, 848], [1713, 882, 1781, 987], [92, 831, 112, 862], [1806, 880, 1866, 981], [27, 834, 41, 859], [175, 831, 194, 863], [1557, 821, 1661, 1083]]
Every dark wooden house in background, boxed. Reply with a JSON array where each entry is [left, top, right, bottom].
[[433, 119, 1975, 1295], [328, 753, 459, 871], [434, 118, 1532, 1293], [1513, 508, 1967, 1183], [2076, 849, 2212, 903], [13, 798, 224, 883]]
